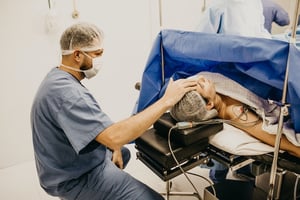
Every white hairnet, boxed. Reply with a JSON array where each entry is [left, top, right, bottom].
[[170, 91, 218, 122], [60, 22, 104, 55]]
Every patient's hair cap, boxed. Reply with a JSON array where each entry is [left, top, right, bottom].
[[170, 91, 218, 122]]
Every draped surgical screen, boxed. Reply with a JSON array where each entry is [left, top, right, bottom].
[[136, 30, 300, 133]]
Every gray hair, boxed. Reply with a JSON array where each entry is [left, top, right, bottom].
[[60, 22, 104, 54], [170, 91, 218, 122]]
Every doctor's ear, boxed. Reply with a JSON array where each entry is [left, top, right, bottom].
[[73, 50, 82, 61]]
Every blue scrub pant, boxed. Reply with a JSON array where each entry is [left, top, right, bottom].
[[59, 147, 164, 200], [208, 160, 229, 183]]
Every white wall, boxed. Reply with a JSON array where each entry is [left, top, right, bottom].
[[159, 0, 204, 30], [0, 0, 203, 169], [0, 0, 154, 169]]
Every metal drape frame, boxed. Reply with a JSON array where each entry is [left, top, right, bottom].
[[268, 1, 300, 199]]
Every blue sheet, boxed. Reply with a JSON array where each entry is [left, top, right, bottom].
[[136, 29, 300, 133]]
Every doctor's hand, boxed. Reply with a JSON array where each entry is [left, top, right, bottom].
[[111, 149, 124, 169], [162, 78, 197, 108]]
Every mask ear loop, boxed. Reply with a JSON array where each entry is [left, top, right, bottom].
[[60, 64, 83, 73]]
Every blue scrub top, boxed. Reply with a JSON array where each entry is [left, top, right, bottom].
[[31, 67, 113, 195]]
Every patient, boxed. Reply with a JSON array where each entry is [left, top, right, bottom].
[[170, 72, 300, 158]]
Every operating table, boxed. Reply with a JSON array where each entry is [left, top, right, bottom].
[[134, 29, 300, 199]]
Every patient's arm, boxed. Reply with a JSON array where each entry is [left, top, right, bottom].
[[196, 76, 300, 158], [226, 104, 300, 158]]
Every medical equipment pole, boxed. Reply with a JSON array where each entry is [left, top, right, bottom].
[[158, 0, 163, 29], [158, 0, 165, 85], [268, 1, 300, 199]]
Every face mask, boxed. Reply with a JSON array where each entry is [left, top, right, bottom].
[[81, 52, 103, 79], [61, 52, 103, 79]]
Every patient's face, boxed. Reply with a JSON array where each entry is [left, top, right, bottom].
[[196, 76, 216, 101]]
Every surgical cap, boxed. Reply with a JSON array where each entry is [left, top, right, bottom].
[[170, 91, 218, 122], [60, 22, 104, 55]]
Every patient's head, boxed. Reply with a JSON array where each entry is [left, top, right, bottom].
[[170, 90, 218, 122]]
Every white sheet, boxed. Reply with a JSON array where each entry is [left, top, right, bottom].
[[209, 123, 274, 156]]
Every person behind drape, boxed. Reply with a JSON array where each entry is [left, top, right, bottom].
[[261, 0, 290, 33], [195, 0, 271, 39]]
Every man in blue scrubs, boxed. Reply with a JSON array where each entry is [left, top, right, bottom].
[[30, 22, 197, 200]]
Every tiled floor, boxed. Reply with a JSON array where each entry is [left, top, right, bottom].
[[0, 144, 238, 200]]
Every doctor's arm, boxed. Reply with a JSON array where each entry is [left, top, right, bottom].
[[94, 78, 197, 152]]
